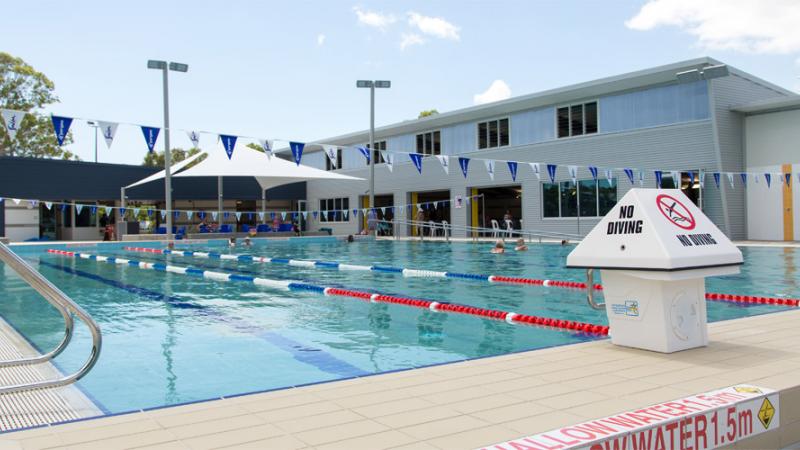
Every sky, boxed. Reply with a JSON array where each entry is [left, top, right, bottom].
[[2, 0, 800, 164]]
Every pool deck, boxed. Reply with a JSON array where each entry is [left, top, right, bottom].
[[2, 308, 800, 449]]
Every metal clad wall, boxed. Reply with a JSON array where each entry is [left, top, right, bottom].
[[386, 134, 415, 153], [441, 122, 476, 155], [710, 74, 787, 239], [510, 107, 555, 145], [600, 80, 709, 132], [305, 121, 717, 237]]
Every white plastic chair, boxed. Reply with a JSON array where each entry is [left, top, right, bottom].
[[428, 220, 438, 237], [505, 219, 514, 238], [441, 220, 449, 238], [490, 219, 500, 238]]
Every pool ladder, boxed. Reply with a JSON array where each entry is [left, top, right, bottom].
[[0, 243, 101, 394]]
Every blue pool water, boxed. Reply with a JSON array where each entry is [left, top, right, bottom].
[[0, 239, 796, 415]]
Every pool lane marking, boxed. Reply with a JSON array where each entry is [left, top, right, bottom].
[[122, 246, 800, 308], [37, 258, 368, 378], [49, 249, 609, 336]]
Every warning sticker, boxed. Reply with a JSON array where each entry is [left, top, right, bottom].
[[759, 397, 776, 429], [656, 194, 696, 230]]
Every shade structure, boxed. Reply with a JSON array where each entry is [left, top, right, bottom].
[[124, 151, 206, 189], [173, 145, 363, 191]]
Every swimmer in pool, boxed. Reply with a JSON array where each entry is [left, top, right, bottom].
[[514, 238, 528, 251], [491, 240, 505, 254]]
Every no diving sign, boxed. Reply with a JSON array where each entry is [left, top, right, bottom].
[[656, 194, 696, 231]]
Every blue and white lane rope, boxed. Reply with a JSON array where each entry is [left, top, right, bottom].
[[48, 249, 609, 335]]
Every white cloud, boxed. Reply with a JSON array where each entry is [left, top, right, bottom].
[[353, 6, 396, 31], [400, 33, 425, 50], [317, 34, 326, 46], [408, 12, 460, 41], [473, 80, 511, 105], [626, 0, 800, 54]]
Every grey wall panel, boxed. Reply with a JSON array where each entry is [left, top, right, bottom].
[[600, 80, 709, 133], [510, 107, 555, 146], [305, 121, 718, 237], [441, 122, 476, 155]]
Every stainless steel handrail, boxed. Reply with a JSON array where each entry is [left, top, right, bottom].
[[585, 268, 605, 310], [0, 243, 102, 394], [378, 218, 582, 242]]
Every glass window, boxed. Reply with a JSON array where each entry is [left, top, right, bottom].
[[478, 122, 487, 149], [542, 183, 560, 218], [560, 181, 577, 217], [488, 121, 498, 148], [415, 132, 439, 155], [579, 180, 597, 217], [598, 179, 617, 215], [367, 141, 386, 164], [76, 205, 96, 227], [433, 131, 441, 155], [585, 102, 598, 134], [424, 133, 432, 155], [557, 107, 570, 138], [570, 104, 584, 136], [416, 134, 424, 153], [499, 118, 509, 146], [319, 197, 349, 223]]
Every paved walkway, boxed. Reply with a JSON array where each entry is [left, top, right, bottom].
[[3, 309, 800, 449]]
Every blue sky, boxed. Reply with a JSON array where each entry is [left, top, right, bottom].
[[2, 0, 799, 164]]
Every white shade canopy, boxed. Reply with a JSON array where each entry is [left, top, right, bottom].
[[124, 150, 206, 189], [126, 144, 363, 191]]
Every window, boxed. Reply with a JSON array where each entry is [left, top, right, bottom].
[[556, 101, 598, 138], [542, 178, 617, 218], [325, 148, 343, 171], [415, 131, 441, 155], [477, 118, 509, 149], [319, 197, 350, 222], [366, 140, 386, 164]]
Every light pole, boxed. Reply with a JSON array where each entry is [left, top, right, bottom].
[[356, 80, 390, 236], [86, 121, 99, 163], [148, 60, 188, 242]]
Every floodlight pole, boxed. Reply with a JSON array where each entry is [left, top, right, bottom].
[[357, 80, 390, 237]]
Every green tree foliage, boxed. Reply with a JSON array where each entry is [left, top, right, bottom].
[[142, 147, 202, 168], [0, 52, 77, 159], [418, 109, 439, 118]]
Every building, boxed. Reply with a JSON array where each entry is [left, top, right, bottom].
[[297, 57, 794, 240]]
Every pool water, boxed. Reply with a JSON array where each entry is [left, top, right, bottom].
[[0, 239, 795, 415]]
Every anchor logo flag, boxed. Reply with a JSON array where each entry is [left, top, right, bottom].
[[258, 212, 264, 221], [385, 153, 394, 172], [160, 210, 167, 220], [51, 115, 74, 146], [436, 155, 449, 175], [655, 170, 663, 188], [713, 172, 720, 188], [638, 170, 644, 186], [358, 146, 371, 164], [670, 170, 680, 185], [741, 173, 748, 187], [765, 173, 772, 187], [605, 169, 614, 184], [409, 153, 423, 174], [76, 204, 84, 215], [289, 142, 305, 166], [98, 121, 119, 149], [588, 166, 598, 181], [624, 168, 635, 185], [507, 161, 518, 181], [220, 134, 237, 159], [699, 170, 706, 189], [568, 165, 577, 184], [530, 163, 541, 180], [547, 164, 557, 183], [235, 212, 242, 221], [484, 159, 495, 180], [727, 173, 735, 189], [786, 173, 792, 186], [141, 126, 160, 153], [211, 211, 218, 220], [1, 109, 25, 141], [323, 145, 338, 168], [259, 139, 274, 158], [187, 131, 201, 148], [458, 157, 470, 178], [688, 171, 696, 187], [187, 211, 194, 220]]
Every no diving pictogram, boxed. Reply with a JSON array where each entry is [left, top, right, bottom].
[[656, 194, 696, 230]]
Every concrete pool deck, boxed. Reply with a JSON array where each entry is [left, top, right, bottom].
[[2, 308, 800, 449]]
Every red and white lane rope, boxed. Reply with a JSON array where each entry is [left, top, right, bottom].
[[123, 246, 800, 308], [48, 249, 610, 336]]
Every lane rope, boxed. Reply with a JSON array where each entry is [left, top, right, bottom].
[[122, 246, 800, 308], [48, 249, 609, 336]]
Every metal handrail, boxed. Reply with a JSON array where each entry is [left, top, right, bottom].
[[0, 243, 102, 394], [585, 268, 605, 310], [377, 218, 582, 242]]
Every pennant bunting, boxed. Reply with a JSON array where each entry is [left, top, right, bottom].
[[98, 121, 119, 149], [670, 171, 680, 186], [141, 126, 160, 153], [312, 211, 318, 219], [220, 134, 237, 159], [530, 163, 541, 180], [323, 145, 338, 168], [235, 212, 242, 221], [358, 146, 371, 164], [289, 142, 305, 166], [223, 211, 230, 219], [51, 115, 74, 146], [786, 173, 792, 187], [76, 204, 84, 215], [1, 109, 25, 141], [484, 159, 495, 180], [147, 208, 153, 217], [740, 173, 747, 187], [699, 170, 705, 189], [187, 131, 201, 148], [187, 210, 194, 220], [435, 155, 450, 175], [727, 173, 735, 189], [765, 173, 772, 187], [567, 165, 577, 184], [547, 164, 557, 183], [302, 211, 308, 220], [688, 171, 696, 187], [409, 153, 423, 174], [588, 166, 598, 181], [160, 210, 167, 220], [604, 169, 613, 184], [655, 170, 663, 188], [507, 161, 518, 182], [638, 170, 645, 187], [385, 153, 394, 172], [211, 211, 218, 220], [713, 172, 720, 189], [458, 157, 470, 178], [281, 212, 287, 221], [45, 201, 52, 210], [624, 168, 635, 185], [258, 212, 265, 221], [259, 139, 274, 158]]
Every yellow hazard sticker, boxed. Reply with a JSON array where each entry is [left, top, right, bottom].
[[759, 397, 775, 429], [734, 386, 763, 394]]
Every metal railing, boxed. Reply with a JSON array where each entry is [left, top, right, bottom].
[[376, 218, 582, 243], [0, 243, 102, 394]]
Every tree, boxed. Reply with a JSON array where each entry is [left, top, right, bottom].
[[0, 52, 77, 159], [418, 109, 439, 118], [142, 147, 202, 168]]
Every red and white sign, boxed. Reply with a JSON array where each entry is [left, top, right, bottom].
[[481, 385, 778, 450], [656, 194, 696, 230]]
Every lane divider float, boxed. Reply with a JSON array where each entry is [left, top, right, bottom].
[[122, 246, 800, 308], [48, 249, 609, 336]]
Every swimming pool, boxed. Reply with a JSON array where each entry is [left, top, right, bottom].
[[0, 239, 796, 416]]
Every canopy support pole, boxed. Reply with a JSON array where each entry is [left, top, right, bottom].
[[118, 187, 126, 242], [217, 176, 223, 227], [261, 189, 266, 223]]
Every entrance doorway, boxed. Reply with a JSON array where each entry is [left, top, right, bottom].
[[662, 172, 700, 205], [360, 194, 394, 235], [470, 185, 522, 236], [409, 190, 450, 236]]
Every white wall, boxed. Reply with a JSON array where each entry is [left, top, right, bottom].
[[745, 109, 800, 167], [745, 165, 784, 241], [4, 203, 39, 242]]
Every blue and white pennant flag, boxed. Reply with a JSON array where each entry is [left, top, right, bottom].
[[98, 121, 119, 149]]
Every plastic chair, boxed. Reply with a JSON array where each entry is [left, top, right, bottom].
[[219, 224, 233, 233], [490, 219, 500, 238], [242, 224, 250, 232], [256, 224, 270, 233], [441, 220, 449, 237], [504, 219, 514, 238], [278, 223, 293, 232], [157, 226, 167, 234], [428, 220, 438, 237]]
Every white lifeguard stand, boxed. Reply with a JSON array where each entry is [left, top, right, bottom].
[[567, 189, 743, 353]]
